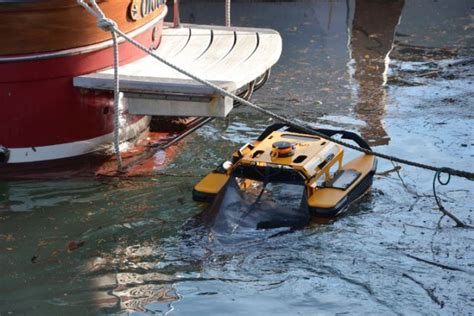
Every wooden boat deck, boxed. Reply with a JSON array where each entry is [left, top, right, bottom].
[[74, 23, 282, 117]]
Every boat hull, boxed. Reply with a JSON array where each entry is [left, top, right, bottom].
[[0, 128, 184, 180], [0, 4, 167, 165], [0, 0, 166, 56]]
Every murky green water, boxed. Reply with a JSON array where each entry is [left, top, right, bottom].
[[1, 1, 473, 315]]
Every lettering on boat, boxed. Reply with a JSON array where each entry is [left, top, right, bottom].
[[129, 0, 165, 21]]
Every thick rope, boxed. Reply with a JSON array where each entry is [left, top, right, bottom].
[[77, 0, 123, 170], [76, 0, 474, 182], [111, 31, 123, 170]]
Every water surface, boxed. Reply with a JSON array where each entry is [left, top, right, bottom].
[[1, 1, 473, 314]]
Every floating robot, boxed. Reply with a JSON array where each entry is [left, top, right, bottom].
[[193, 124, 376, 229]]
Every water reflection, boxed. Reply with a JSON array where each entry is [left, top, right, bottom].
[[92, 253, 179, 312], [349, 0, 404, 146], [179, 0, 405, 146]]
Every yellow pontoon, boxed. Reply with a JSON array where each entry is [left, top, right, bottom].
[[193, 124, 376, 217]]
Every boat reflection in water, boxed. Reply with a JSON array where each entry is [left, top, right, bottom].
[[350, 0, 405, 146], [180, 0, 405, 146]]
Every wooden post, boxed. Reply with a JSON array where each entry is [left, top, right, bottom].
[[225, 0, 231, 27], [173, 0, 181, 28]]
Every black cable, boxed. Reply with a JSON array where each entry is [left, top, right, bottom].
[[432, 169, 472, 228]]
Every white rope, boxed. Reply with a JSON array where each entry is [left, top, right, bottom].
[[111, 30, 123, 170], [77, 0, 123, 170]]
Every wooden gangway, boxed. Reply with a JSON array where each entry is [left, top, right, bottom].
[[74, 24, 282, 117]]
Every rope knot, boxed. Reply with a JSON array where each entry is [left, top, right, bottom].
[[97, 17, 117, 32]]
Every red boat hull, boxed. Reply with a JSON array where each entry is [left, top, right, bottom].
[[0, 10, 166, 165]]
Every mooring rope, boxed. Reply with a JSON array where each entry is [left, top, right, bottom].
[[77, 0, 123, 170], [76, 0, 474, 184], [111, 31, 123, 170]]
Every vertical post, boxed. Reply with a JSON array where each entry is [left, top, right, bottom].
[[173, 0, 181, 28], [225, 0, 231, 27]]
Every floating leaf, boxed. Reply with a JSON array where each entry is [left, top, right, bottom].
[[67, 240, 85, 252], [37, 240, 49, 247]]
